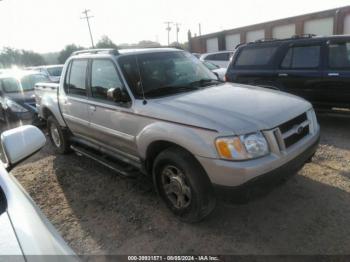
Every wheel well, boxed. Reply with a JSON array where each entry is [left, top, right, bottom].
[[42, 107, 53, 120], [145, 141, 194, 175]]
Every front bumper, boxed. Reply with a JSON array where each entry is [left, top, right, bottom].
[[196, 128, 320, 188]]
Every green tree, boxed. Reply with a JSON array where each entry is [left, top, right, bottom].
[[20, 50, 46, 66], [0, 47, 45, 68], [96, 35, 118, 49], [58, 44, 84, 64]]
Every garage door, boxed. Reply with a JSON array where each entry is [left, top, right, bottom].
[[225, 34, 240, 50], [344, 14, 350, 35], [246, 30, 265, 42], [304, 17, 334, 36], [273, 24, 296, 39], [206, 38, 219, 52]]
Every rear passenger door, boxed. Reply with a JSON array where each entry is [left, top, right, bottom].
[[276, 42, 324, 103], [323, 39, 350, 107], [87, 58, 138, 158], [60, 59, 91, 138]]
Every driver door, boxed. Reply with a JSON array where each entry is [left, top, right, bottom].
[[86, 58, 138, 157]]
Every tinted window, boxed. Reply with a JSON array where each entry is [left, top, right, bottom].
[[328, 42, 350, 68], [205, 53, 230, 61], [47, 66, 63, 77], [91, 59, 123, 100], [236, 46, 278, 66], [67, 60, 87, 96], [281, 45, 320, 69]]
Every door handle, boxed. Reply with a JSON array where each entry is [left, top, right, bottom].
[[89, 105, 96, 111], [328, 73, 339, 77], [278, 73, 288, 77]]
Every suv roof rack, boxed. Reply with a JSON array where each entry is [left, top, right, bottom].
[[291, 34, 317, 39], [244, 34, 319, 46], [72, 48, 119, 56], [254, 38, 278, 43]]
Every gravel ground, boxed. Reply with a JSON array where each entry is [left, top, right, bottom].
[[11, 114, 350, 255]]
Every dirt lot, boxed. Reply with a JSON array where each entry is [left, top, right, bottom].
[[11, 114, 350, 255]]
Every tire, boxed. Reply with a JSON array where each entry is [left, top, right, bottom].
[[153, 147, 216, 223], [47, 116, 70, 154]]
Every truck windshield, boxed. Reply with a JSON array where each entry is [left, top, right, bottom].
[[118, 51, 219, 98]]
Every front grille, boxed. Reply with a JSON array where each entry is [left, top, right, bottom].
[[284, 125, 309, 148], [277, 112, 310, 149], [279, 113, 307, 133]]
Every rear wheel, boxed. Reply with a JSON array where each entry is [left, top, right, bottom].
[[153, 147, 216, 223], [47, 116, 70, 154]]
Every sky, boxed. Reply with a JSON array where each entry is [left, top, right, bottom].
[[0, 0, 349, 53]]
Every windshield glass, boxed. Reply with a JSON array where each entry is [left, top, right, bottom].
[[118, 51, 218, 98], [20, 74, 49, 92], [1, 78, 20, 93], [47, 66, 63, 77], [203, 61, 219, 70]]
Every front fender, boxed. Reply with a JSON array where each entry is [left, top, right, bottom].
[[136, 122, 219, 159]]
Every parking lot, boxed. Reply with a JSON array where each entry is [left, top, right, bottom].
[[11, 113, 350, 255]]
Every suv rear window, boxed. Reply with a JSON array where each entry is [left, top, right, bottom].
[[281, 45, 320, 69], [328, 42, 350, 68], [235, 46, 278, 66]]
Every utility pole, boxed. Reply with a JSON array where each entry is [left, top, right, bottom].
[[174, 22, 180, 44], [164, 21, 173, 46], [199, 23, 202, 36], [81, 9, 95, 48]]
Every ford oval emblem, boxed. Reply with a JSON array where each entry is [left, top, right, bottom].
[[296, 125, 304, 135]]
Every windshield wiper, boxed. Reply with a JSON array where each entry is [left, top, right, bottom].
[[188, 78, 222, 87], [144, 86, 199, 97]]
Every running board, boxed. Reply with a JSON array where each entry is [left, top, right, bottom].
[[70, 144, 140, 178]]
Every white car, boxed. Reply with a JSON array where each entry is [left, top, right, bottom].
[[200, 51, 234, 68], [0, 125, 76, 258], [202, 61, 227, 81]]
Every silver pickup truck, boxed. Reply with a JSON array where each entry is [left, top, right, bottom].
[[35, 48, 320, 222]]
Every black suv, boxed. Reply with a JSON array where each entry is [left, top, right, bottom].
[[225, 35, 350, 110]]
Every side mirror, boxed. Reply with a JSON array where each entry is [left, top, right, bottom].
[[1, 125, 46, 170], [107, 87, 129, 103]]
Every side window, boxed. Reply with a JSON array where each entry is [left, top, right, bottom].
[[67, 59, 88, 96], [281, 45, 320, 69], [328, 42, 350, 68], [235, 46, 278, 66], [91, 59, 123, 100]]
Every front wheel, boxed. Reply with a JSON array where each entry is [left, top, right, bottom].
[[153, 147, 216, 223], [47, 116, 70, 154]]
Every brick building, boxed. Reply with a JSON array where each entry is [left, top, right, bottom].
[[188, 6, 350, 53]]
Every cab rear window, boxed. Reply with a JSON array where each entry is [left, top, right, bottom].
[[235, 46, 278, 66]]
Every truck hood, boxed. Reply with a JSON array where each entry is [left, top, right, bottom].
[[141, 83, 312, 135]]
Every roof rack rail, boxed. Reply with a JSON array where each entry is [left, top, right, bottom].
[[291, 34, 317, 39], [254, 38, 277, 43], [72, 48, 119, 56]]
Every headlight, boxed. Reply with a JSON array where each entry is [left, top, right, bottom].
[[215, 132, 269, 160], [5, 98, 28, 113]]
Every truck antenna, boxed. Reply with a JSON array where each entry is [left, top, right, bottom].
[[135, 55, 147, 105]]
